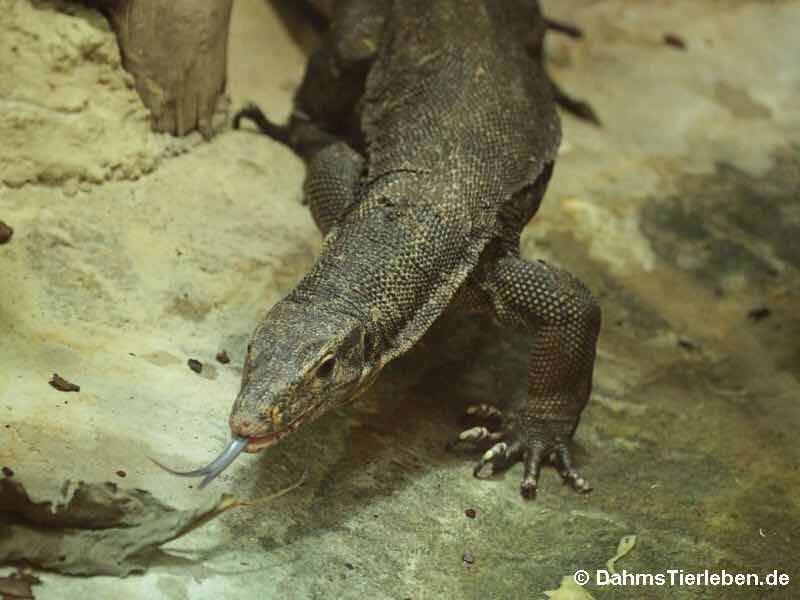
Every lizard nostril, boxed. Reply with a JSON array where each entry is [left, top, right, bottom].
[[231, 415, 258, 435]]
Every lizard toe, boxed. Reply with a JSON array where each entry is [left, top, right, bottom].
[[472, 441, 510, 478], [446, 425, 505, 451], [472, 440, 524, 478], [552, 443, 592, 493], [517, 444, 546, 500], [464, 403, 504, 422]]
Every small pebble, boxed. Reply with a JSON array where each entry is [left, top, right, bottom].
[[462, 552, 475, 565], [49, 373, 80, 392], [116, 470, 127, 478], [2, 466, 14, 477], [0, 221, 13, 244], [465, 508, 477, 519], [748, 307, 771, 322], [188, 358, 203, 373], [663, 33, 687, 50], [216, 350, 230, 364]]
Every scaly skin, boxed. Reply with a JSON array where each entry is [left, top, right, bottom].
[[226, 0, 601, 499]]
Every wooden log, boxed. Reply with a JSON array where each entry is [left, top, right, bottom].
[[100, 0, 233, 137]]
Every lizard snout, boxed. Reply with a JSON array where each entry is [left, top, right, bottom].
[[229, 411, 271, 438], [229, 394, 296, 453], [230, 393, 286, 434]]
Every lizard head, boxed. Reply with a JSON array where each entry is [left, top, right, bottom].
[[151, 300, 377, 488], [229, 299, 376, 454]]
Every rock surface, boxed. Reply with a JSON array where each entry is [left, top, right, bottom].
[[1, 1, 798, 598]]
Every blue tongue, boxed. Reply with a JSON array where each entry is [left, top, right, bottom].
[[150, 436, 249, 488]]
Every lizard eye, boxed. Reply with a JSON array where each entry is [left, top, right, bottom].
[[315, 356, 336, 379]]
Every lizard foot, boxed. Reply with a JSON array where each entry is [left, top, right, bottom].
[[473, 433, 591, 500]]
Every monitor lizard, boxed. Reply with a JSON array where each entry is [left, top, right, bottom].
[[156, 0, 601, 500]]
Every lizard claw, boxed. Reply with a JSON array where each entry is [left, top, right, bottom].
[[465, 403, 504, 422], [552, 444, 592, 493], [446, 425, 505, 451], [470, 429, 591, 499], [472, 441, 522, 477], [518, 440, 591, 499]]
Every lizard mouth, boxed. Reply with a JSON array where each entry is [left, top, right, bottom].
[[244, 427, 293, 453], [243, 403, 321, 453]]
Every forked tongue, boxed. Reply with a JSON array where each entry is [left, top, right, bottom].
[[151, 436, 248, 488]]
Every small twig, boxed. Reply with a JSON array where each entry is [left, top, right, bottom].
[[234, 469, 308, 508], [704, 380, 749, 398], [171, 471, 308, 540]]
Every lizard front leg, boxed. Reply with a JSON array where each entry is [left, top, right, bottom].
[[233, 0, 381, 233], [463, 256, 601, 499], [233, 102, 364, 234], [303, 142, 364, 234]]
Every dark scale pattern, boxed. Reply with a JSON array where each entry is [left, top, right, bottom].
[[484, 258, 601, 425], [361, 0, 560, 227], [230, 0, 601, 499], [303, 142, 364, 235]]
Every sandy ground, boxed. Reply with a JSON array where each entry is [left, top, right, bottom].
[[1, 0, 799, 598]]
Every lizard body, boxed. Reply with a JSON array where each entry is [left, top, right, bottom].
[[164, 0, 601, 498]]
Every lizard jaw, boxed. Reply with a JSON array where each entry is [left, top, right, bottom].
[[243, 402, 323, 453], [244, 428, 291, 453]]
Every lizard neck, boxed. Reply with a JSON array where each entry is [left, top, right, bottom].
[[288, 201, 475, 366]]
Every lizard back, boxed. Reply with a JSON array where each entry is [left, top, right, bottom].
[[293, 0, 562, 362], [361, 0, 561, 233]]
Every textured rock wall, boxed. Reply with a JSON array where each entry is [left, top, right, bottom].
[[0, 1, 182, 189]]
